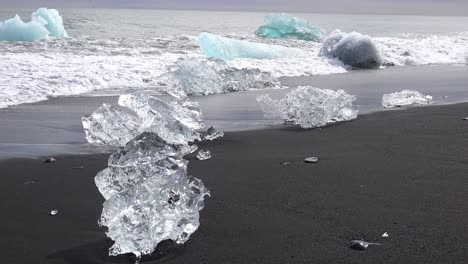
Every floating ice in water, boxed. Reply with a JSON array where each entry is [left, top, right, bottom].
[[382, 90, 433, 108], [97, 132, 209, 261], [198, 32, 301, 60], [203, 126, 224, 141], [321, 30, 383, 69], [257, 86, 358, 128], [49, 210, 58, 216], [349, 240, 380, 250], [382, 232, 389, 238], [304, 157, 319, 163], [163, 58, 280, 96], [196, 150, 211, 160], [0, 8, 68, 41], [44, 157, 56, 164], [82, 93, 203, 146], [255, 13, 325, 41]]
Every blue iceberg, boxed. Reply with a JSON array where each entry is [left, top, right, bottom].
[[320, 30, 382, 69], [0, 8, 68, 42], [198, 32, 300, 60], [255, 13, 325, 41]]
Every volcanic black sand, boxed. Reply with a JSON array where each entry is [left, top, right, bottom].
[[1, 103, 468, 264]]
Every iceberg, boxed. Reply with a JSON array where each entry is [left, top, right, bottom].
[[0, 8, 68, 41], [97, 132, 209, 262], [382, 90, 433, 108], [320, 30, 382, 69], [82, 93, 203, 146], [163, 58, 280, 96], [257, 86, 358, 128], [198, 32, 301, 60], [255, 13, 325, 41]]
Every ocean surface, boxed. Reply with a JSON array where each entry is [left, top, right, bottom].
[[1, 8, 468, 108]]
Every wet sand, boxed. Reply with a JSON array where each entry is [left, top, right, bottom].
[[1, 102, 467, 264]]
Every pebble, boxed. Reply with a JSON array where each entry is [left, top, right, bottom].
[[304, 157, 319, 163]]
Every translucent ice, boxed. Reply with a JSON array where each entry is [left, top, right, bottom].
[[203, 126, 224, 141], [256, 13, 325, 41], [257, 86, 358, 128], [382, 90, 433, 108], [196, 149, 211, 160], [163, 58, 280, 96], [82, 93, 203, 146], [321, 30, 383, 69], [0, 8, 68, 41], [198, 32, 301, 60], [97, 132, 209, 260]]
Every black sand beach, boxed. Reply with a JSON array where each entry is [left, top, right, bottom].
[[1, 103, 468, 264]]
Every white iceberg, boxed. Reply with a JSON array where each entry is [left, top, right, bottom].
[[255, 13, 325, 41], [0, 8, 68, 41], [257, 86, 358, 128], [163, 58, 280, 96], [382, 90, 433, 108], [198, 32, 301, 60], [321, 30, 382, 69]]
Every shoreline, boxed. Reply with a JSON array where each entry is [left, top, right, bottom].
[[1, 102, 468, 263]]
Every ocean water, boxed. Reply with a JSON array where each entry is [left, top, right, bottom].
[[1, 8, 468, 108]]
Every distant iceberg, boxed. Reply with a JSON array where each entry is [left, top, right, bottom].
[[321, 30, 382, 69], [257, 86, 358, 128], [256, 13, 325, 41], [198, 32, 301, 60], [0, 8, 68, 41], [382, 90, 433, 108]]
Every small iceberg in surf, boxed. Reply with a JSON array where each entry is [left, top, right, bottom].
[[382, 90, 433, 108], [198, 32, 301, 60], [321, 30, 382, 69], [255, 13, 325, 41], [0, 8, 68, 41], [257, 86, 358, 128]]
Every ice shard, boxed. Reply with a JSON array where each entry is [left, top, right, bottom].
[[163, 58, 280, 96], [382, 90, 433, 108], [97, 132, 209, 261], [321, 30, 382, 69], [255, 13, 325, 41], [196, 149, 211, 160], [203, 126, 224, 141], [198, 32, 301, 60], [0, 8, 68, 41], [257, 86, 358, 128]]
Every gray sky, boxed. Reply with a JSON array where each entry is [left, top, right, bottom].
[[2, 0, 468, 16]]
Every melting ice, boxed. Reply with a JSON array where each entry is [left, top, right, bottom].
[[382, 90, 433, 108], [257, 86, 358, 128], [0, 8, 68, 41], [256, 13, 325, 41]]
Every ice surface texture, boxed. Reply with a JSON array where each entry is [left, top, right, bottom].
[[382, 90, 433, 108], [163, 58, 280, 96], [321, 30, 383, 69], [256, 13, 325, 41], [0, 8, 68, 41], [257, 86, 358, 128], [203, 126, 224, 141], [82, 93, 203, 146], [198, 32, 301, 60], [97, 132, 209, 260]]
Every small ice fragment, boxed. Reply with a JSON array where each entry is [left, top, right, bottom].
[[198, 32, 301, 60], [382, 90, 433, 108], [304, 157, 319, 163], [462, 117, 468, 121], [49, 210, 58, 216], [320, 30, 383, 69], [280, 161, 292, 166], [382, 232, 389, 238], [44, 157, 56, 164], [23, 181, 35, 185], [197, 150, 211, 160], [349, 240, 380, 250], [257, 86, 358, 128], [255, 13, 325, 41], [204, 126, 224, 141]]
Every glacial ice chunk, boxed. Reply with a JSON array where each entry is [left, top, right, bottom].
[[0, 8, 68, 41], [163, 58, 280, 96], [196, 149, 211, 160], [198, 32, 301, 60], [82, 93, 203, 146], [321, 30, 383, 69], [97, 132, 209, 260], [382, 90, 433, 108], [203, 126, 224, 141], [257, 86, 358, 128], [256, 13, 325, 41]]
